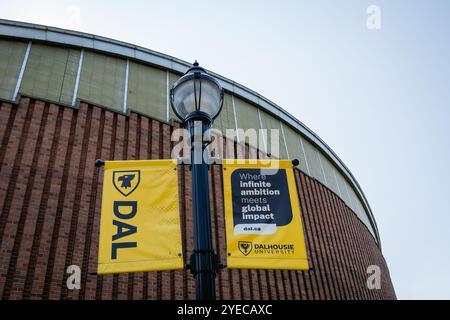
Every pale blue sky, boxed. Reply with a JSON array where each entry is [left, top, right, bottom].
[[1, 0, 449, 299]]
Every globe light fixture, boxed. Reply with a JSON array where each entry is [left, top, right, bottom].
[[170, 61, 224, 123]]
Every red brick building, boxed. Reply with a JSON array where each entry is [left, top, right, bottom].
[[0, 20, 396, 300]]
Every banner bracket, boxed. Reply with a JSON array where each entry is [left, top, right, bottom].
[[95, 159, 105, 167], [187, 250, 223, 276]]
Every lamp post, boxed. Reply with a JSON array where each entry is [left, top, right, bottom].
[[170, 61, 224, 300]]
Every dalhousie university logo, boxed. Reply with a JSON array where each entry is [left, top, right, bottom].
[[238, 241, 253, 256], [113, 170, 140, 197]]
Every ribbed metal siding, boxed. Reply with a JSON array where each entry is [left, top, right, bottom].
[[259, 110, 288, 159], [127, 61, 166, 121], [234, 97, 261, 147], [213, 93, 235, 139], [78, 51, 126, 112], [20, 43, 80, 105], [167, 72, 180, 121], [0, 98, 395, 300], [302, 137, 326, 185], [0, 39, 27, 100], [282, 123, 309, 173]]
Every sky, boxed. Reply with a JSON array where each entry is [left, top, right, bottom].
[[1, 0, 449, 299]]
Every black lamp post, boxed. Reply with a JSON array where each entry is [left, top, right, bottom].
[[170, 61, 224, 300]]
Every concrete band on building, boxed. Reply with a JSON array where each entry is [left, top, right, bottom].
[[0, 19, 396, 299]]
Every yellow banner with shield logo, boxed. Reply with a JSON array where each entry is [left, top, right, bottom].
[[97, 160, 183, 274], [223, 160, 309, 270]]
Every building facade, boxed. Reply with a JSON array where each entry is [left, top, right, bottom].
[[0, 19, 396, 299]]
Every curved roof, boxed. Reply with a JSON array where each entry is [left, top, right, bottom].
[[0, 18, 380, 246]]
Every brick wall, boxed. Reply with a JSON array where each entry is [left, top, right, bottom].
[[0, 98, 396, 300]]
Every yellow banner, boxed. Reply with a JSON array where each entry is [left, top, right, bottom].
[[97, 160, 183, 274], [223, 160, 309, 270]]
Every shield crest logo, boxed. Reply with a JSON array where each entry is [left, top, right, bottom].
[[113, 170, 140, 197], [238, 241, 253, 256]]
